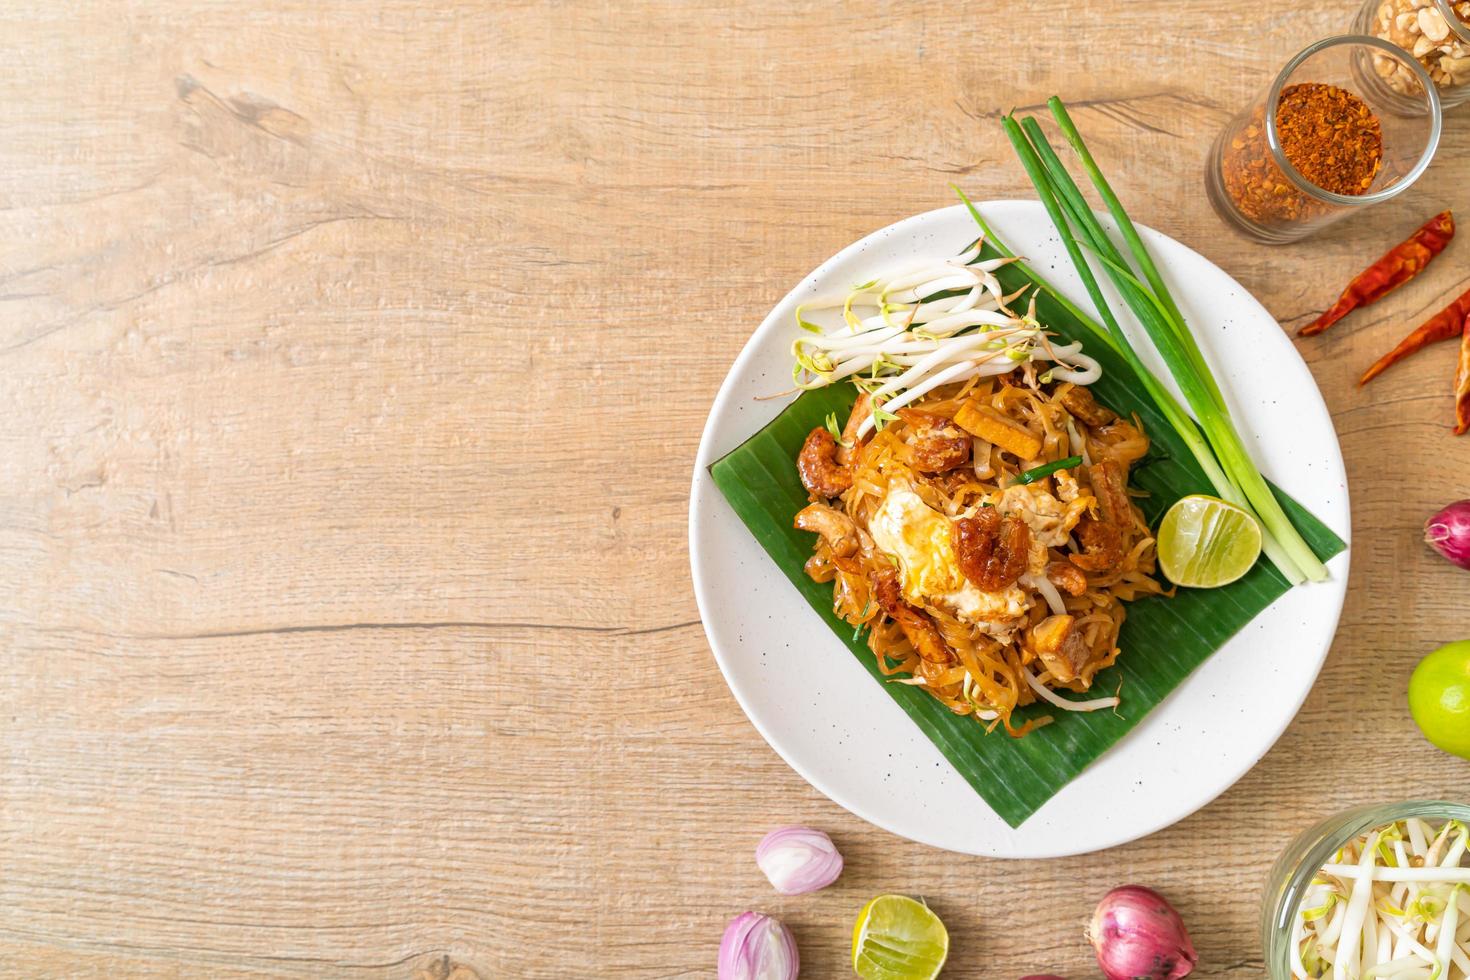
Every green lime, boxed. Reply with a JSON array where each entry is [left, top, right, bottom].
[[1156, 494, 1262, 588], [851, 894, 949, 980], [1408, 640, 1470, 761]]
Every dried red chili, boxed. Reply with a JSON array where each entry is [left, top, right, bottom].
[[1455, 312, 1470, 436], [1360, 285, 1470, 385], [1221, 83, 1384, 228], [1301, 210, 1455, 336]]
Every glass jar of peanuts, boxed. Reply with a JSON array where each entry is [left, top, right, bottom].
[[1357, 0, 1470, 107]]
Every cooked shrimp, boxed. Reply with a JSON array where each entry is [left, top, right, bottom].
[[797, 427, 852, 498], [1089, 418, 1149, 467], [804, 553, 837, 582], [873, 566, 953, 664], [793, 502, 859, 558], [1046, 561, 1088, 597], [836, 392, 870, 466], [897, 408, 970, 474], [952, 507, 1031, 592]]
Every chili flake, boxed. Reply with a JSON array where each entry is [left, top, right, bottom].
[[1219, 82, 1384, 228], [1276, 83, 1383, 194]]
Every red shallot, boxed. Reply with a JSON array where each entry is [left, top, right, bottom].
[[1086, 885, 1197, 980], [754, 826, 843, 895], [718, 912, 799, 980], [1426, 499, 1470, 570]]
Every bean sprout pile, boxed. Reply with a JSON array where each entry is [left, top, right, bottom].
[[1293, 818, 1470, 979], [791, 240, 1104, 439]]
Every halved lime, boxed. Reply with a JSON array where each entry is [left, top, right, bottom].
[[1157, 494, 1262, 588], [851, 894, 949, 980]]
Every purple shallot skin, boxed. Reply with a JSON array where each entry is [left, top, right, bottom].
[[1087, 885, 1198, 980]]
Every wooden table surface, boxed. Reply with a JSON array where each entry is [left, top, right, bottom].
[[2, 2, 1468, 977]]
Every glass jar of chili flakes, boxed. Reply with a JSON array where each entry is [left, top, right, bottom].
[[1206, 35, 1441, 244]]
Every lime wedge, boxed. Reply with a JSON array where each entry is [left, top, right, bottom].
[[1157, 494, 1262, 588], [851, 894, 949, 980]]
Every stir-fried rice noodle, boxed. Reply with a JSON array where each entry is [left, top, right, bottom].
[[799, 373, 1165, 737]]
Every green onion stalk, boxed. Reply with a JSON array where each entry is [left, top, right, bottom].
[[961, 98, 1328, 583], [1044, 101, 1325, 582], [1012, 455, 1083, 487]]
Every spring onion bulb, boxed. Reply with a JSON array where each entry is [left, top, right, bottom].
[[790, 244, 1103, 438], [1292, 818, 1470, 979], [754, 826, 844, 896]]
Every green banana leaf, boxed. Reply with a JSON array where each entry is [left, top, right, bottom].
[[708, 251, 1345, 828]]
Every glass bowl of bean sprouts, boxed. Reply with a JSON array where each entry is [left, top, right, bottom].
[[1265, 801, 1470, 979]]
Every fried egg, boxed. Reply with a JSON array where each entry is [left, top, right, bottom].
[[869, 485, 1031, 636]]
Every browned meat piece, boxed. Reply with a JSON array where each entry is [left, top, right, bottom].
[[1059, 385, 1118, 428], [1067, 461, 1133, 573], [793, 502, 859, 558], [952, 508, 1031, 592], [797, 427, 853, 498], [897, 408, 971, 474], [1046, 561, 1088, 597], [1088, 460, 1132, 526], [929, 467, 978, 497], [1069, 515, 1125, 573], [873, 566, 953, 664], [1028, 613, 1092, 683]]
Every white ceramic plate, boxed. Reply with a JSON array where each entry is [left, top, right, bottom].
[[689, 201, 1350, 858]]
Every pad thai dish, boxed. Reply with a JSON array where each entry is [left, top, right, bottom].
[[789, 242, 1165, 737]]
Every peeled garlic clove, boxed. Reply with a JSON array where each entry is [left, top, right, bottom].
[[1087, 885, 1198, 980], [718, 912, 799, 980], [755, 826, 844, 895]]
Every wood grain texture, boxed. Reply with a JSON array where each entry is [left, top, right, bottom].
[[0, 1, 1466, 976]]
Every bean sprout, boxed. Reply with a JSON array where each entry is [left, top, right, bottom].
[[1293, 819, 1470, 979], [960, 672, 1000, 721], [1020, 666, 1120, 712], [1021, 572, 1067, 617], [791, 239, 1103, 433]]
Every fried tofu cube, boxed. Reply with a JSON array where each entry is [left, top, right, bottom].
[[1028, 613, 1092, 683], [953, 399, 1043, 460]]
